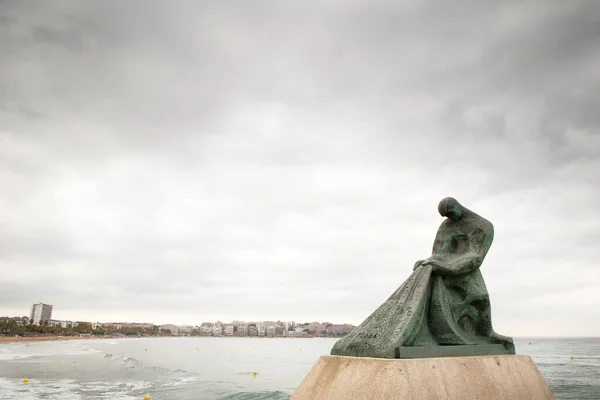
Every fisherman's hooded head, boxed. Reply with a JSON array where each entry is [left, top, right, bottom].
[[438, 197, 464, 221]]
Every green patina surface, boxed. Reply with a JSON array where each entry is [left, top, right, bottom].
[[331, 197, 515, 359], [396, 344, 515, 359]]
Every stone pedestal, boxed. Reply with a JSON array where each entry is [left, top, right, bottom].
[[291, 355, 555, 400]]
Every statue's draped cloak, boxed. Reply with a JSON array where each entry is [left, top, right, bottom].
[[330, 265, 433, 359], [330, 264, 493, 359], [331, 200, 512, 359]]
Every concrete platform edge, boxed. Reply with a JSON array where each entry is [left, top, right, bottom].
[[291, 354, 555, 400]]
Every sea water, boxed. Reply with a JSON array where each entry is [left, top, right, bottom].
[[0, 337, 598, 399]]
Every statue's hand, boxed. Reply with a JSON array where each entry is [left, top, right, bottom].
[[415, 257, 451, 273], [428, 260, 452, 276], [413, 260, 425, 271], [415, 257, 440, 270]]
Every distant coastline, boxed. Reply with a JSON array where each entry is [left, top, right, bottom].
[[1, 317, 356, 342], [0, 334, 340, 345]]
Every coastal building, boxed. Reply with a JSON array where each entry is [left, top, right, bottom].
[[121, 322, 154, 329], [224, 325, 234, 336], [160, 324, 179, 335], [331, 324, 355, 336], [191, 326, 202, 336], [235, 325, 248, 336], [30, 303, 53, 325], [178, 325, 193, 336], [102, 323, 122, 330], [48, 319, 70, 328], [201, 323, 212, 336], [258, 324, 266, 336], [248, 324, 258, 336], [285, 329, 305, 337]]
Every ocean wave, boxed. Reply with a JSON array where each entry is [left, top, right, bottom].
[[0, 352, 32, 361], [101, 354, 144, 368], [537, 359, 600, 369], [0, 344, 33, 361], [0, 343, 100, 361], [0, 377, 152, 400], [100, 353, 192, 377], [162, 376, 198, 387], [121, 356, 144, 368], [0, 378, 81, 400]]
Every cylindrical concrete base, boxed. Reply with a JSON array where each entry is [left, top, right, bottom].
[[291, 355, 555, 400]]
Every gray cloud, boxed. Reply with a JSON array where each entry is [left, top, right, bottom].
[[16, 107, 47, 121], [0, 16, 15, 26], [33, 25, 83, 52], [0, 0, 599, 336]]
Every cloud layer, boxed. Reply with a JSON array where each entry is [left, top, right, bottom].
[[1, 0, 599, 335]]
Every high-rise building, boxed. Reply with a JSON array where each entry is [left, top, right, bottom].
[[30, 303, 53, 325]]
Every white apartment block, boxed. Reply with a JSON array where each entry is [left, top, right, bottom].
[[201, 325, 212, 335], [30, 303, 53, 325], [258, 324, 266, 336]]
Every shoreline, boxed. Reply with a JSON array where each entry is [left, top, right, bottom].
[[0, 335, 123, 345], [0, 335, 342, 345]]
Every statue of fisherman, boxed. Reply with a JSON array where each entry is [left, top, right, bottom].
[[331, 197, 514, 358]]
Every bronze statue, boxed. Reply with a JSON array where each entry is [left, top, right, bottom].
[[331, 197, 514, 358]]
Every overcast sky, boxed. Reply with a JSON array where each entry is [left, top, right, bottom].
[[1, 1, 599, 336]]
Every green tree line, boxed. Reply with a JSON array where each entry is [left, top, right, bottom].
[[0, 320, 160, 337]]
